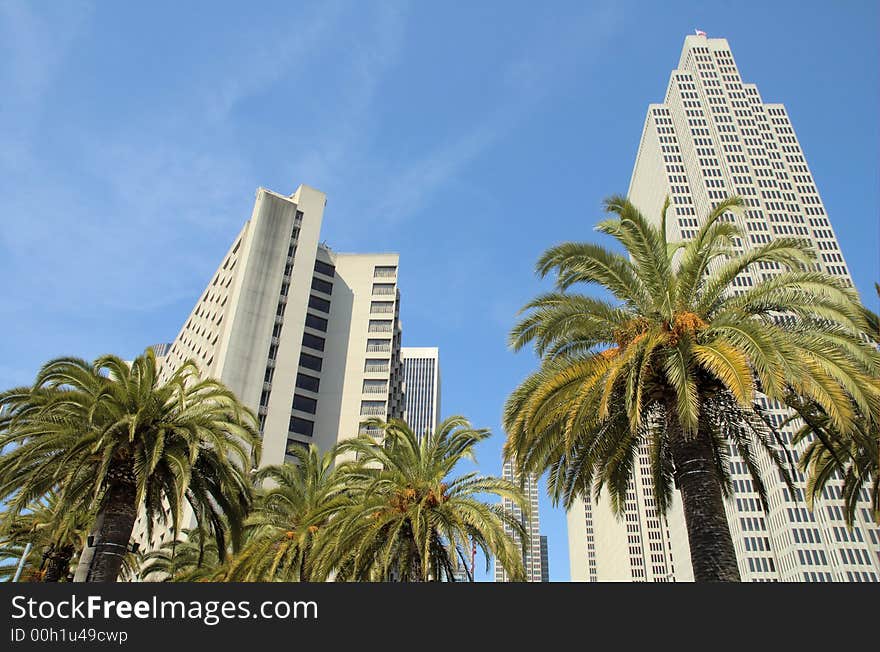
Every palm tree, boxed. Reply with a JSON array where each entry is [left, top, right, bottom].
[[0, 493, 92, 582], [220, 445, 348, 582], [0, 495, 143, 582], [139, 528, 224, 582], [0, 349, 260, 582], [782, 285, 880, 526], [321, 417, 528, 582], [0, 539, 41, 582], [783, 394, 878, 526], [504, 196, 880, 581]]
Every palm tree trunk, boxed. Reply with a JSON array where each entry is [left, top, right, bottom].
[[409, 536, 425, 582], [73, 515, 101, 582], [43, 545, 75, 582], [667, 408, 741, 582], [400, 525, 423, 582], [408, 550, 424, 582], [87, 466, 137, 583]]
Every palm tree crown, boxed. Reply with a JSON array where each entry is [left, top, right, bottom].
[[321, 416, 528, 582], [220, 444, 348, 582], [784, 284, 880, 525], [504, 195, 879, 581], [0, 349, 260, 581], [0, 493, 92, 582], [139, 528, 224, 582]]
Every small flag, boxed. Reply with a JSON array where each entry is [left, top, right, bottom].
[[695, 29, 707, 37]]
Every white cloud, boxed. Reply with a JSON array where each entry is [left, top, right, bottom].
[[199, 1, 348, 124], [0, 1, 93, 169], [0, 2, 376, 318], [281, 2, 408, 189], [0, 1, 92, 103], [342, 1, 624, 228]]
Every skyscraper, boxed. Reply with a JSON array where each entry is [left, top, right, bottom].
[[539, 535, 549, 582], [568, 34, 880, 583], [495, 457, 543, 582], [133, 184, 405, 552], [400, 347, 441, 441], [150, 342, 172, 358]]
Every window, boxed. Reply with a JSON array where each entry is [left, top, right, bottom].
[[296, 373, 320, 392], [373, 265, 397, 278], [309, 295, 331, 313], [289, 417, 314, 437], [370, 301, 394, 314], [302, 332, 325, 352], [314, 259, 335, 277], [363, 379, 387, 394], [299, 352, 323, 371], [292, 394, 317, 414], [305, 313, 328, 332], [364, 358, 389, 373], [368, 319, 393, 333], [366, 339, 390, 353], [311, 277, 333, 295], [360, 401, 386, 416], [372, 283, 395, 296]]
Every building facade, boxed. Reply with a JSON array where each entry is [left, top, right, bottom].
[[539, 535, 549, 582], [134, 184, 405, 552], [495, 457, 543, 582], [568, 34, 880, 583], [400, 347, 441, 441]]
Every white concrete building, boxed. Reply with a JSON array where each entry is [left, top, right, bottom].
[[134, 184, 404, 551], [495, 458, 543, 582], [400, 347, 440, 441], [568, 34, 880, 583]]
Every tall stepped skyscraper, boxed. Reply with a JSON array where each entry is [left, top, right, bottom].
[[568, 34, 879, 583], [400, 347, 441, 441], [134, 184, 405, 552], [495, 457, 544, 582]]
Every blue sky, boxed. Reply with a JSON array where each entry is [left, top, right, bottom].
[[0, 1, 877, 581]]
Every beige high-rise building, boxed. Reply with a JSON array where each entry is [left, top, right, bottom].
[[496, 458, 543, 582], [133, 184, 404, 552], [568, 34, 880, 583]]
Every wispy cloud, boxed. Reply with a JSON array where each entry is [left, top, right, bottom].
[[366, 105, 519, 226], [349, 1, 624, 227], [0, 1, 368, 318], [200, 1, 349, 124], [281, 2, 408, 189], [0, 1, 619, 347], [0, 1, 92, 104], [0, 1, 93, 169]]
